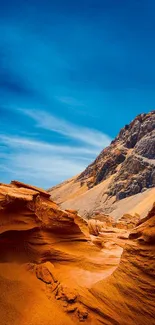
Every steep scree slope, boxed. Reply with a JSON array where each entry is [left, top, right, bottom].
[[48, 111, 155, 218]]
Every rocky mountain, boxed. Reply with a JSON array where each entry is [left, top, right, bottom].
[[48, 111, 155, 219], [0, 180, 155, 325]]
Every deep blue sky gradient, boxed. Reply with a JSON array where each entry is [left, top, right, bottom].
[[0, 0, 155, 187]]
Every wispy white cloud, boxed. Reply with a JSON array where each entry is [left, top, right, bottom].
[[18, 108, 112, 148], [0, 134, 98, 188], [0, 153, 85, 179], [0, 109, 112, 188], [0, 135, 98, 156]]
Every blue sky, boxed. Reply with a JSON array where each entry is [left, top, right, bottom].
[[0, 0, 155, 188]]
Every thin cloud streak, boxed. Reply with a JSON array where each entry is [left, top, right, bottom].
[[0, 150, 88, 188], [19, 108, 112, 148], [0, 135, 99, 156], [0, 108, 112, 187], [0, 134, 100, 188]]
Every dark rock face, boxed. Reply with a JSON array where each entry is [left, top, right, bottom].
[[135, 131, 155, 159], [108, 154, 155, 200], [77, 111, 155, 200], [115, 112, 155, 148], [94, 151, 126, 185]]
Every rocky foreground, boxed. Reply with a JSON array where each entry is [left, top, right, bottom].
[[0, 181, 155, 325]]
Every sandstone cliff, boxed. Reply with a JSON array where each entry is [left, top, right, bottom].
[[0, 181, 123, 325], [0, 181, 155, 325]]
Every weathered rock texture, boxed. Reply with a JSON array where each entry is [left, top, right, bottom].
[[48, 111, 155, 218], [0, 181, 124, 325], [0, 181, 155, 325], [80, 203, 155, 325], [0, 181, 90, 264]]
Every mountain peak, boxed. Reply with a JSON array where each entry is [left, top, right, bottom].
[[49, 111, 155, 219], [114, 110, 155, 148]]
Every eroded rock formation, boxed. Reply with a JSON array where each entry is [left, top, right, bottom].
[[80, 204, 155, 325], [0, 181, 155, 325], [0, 181, 123, 324], [0, 181, 90, 264]]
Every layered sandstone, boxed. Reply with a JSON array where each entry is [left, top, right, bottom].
[[80, 204, 155, 325], [0, 182, 90, 264], [0, 181, 155, 325], [0, 181, 124, 325]]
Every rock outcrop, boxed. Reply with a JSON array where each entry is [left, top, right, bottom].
[[0, 181, 90, 264], [48, 111, 155, 218], [80, 203, 155, 325], [0, 181, 124, 325], [0, 181, 155, 325]]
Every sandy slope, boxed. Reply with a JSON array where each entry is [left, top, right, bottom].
[[0, 263, 75, 325], [111, 187, 155, 219], [55, 178, 155, 220]]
